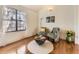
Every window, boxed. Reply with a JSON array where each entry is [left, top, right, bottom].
[[3, 7, 26, 32]]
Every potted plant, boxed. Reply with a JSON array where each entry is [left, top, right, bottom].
[[66, 30, 74, 43]]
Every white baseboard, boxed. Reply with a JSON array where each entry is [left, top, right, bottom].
[[75, 41, 79, 45], [75, 36, 79, 45], [75, 38, 79, 45]]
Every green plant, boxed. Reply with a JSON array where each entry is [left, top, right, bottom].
[[66, 30, 74, 43], [66, 30, 74, 37]]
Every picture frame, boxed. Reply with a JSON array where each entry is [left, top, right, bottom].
[[46, 16, 55, 23]]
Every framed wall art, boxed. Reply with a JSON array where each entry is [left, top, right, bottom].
[[46, 16, 55, 23]]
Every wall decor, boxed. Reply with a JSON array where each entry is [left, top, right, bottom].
[[46, 16, 55, 23]]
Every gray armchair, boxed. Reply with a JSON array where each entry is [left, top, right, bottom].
[[47, 27, 60, 42]]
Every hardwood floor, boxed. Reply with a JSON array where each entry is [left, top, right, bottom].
[[0, 36, 79, 54], [53, 40, 79, 54]]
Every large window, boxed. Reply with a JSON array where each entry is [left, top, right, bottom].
[[3, 7, 26, 32]]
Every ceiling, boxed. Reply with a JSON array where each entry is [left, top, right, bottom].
[[23, 5, 54, 12], [23, 5, 44, 12]]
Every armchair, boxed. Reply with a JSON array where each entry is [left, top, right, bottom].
[[47, 27, 60, 42]]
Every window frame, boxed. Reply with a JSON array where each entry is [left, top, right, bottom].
[[3, 7, 26, 32]]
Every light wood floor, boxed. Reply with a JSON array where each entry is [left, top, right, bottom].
[[0, 36, 79, 54]]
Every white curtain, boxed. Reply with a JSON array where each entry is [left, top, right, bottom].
[[2, 21, 10, 33]]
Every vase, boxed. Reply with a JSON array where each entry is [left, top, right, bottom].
[[66, 37, 72, 43]]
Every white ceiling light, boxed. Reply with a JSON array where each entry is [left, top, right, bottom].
[[48, 7, 53, 12]]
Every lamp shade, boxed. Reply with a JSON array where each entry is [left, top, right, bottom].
[[40, 27, 46, 32]]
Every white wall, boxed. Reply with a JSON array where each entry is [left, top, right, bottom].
[[77, 6, 79, 44], [0, 5, 3, 30], [75, 6, 79, 44], [38, 5, 75, 31], [0, 5, 38, 36], [0, 5, 38, 46]]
